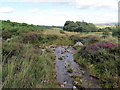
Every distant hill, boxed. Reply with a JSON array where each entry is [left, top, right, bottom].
[[37, 25, 63, 29], [95, 23, 117, 28]]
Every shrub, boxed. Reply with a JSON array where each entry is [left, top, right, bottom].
[[21, 32, 44, 44], [85, 35, 99, 44], [69, 35, 84, 44], [60, 30, 65, 34], [74, 43, 120, 88], [46, 35, 58, 41], [2, 31, 12, 40], [112, 29, 120, 38], [85, 42, 118, 53], [70, 35, 99, 45], [103, 31, 109, 35]]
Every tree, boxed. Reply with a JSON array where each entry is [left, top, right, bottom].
[[63, 21, 79, 32], [63, 21, 97, 32]]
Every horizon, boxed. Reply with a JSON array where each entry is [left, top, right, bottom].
[[0, 0, 119, 26], [2, 19, 117, 27]]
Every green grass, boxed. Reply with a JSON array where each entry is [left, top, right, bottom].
[[67, 68, 73, 73], [2, 43, 59, 88], [58, 56, 63, 60]]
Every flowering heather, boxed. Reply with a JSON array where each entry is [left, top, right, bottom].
[[85, 42, 118, 53]]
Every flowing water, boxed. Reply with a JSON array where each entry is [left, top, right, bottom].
[[53, 46, 101, 88]]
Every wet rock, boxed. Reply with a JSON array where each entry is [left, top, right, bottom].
[[63, 81, 67, 85], [61, 84, 64, 88], [73, 86, 77, 89], [41, 49, 45, 52], [80, 79, 83, 82], [6, 37, 13, 42], [74, 81, 78, 84], [81, 71, 85, 74], [62, 56, 65, 59]]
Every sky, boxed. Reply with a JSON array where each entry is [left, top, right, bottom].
[[0, 0, 119, 26]]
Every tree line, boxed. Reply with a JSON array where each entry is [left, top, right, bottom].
[[63, 21, 118, 33]]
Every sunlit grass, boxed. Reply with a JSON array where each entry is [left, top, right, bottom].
[[2, 42, 59, 88]]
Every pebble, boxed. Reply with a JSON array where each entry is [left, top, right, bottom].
[[74, 81, 78, 84], [80, 79, 83, 82], [73, 86, 77, 89], [81, 71, 85, 74], [63, 81, 67, 85], [61, 84, 64, 88]]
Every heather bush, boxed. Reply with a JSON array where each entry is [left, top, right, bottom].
[[103, 31, 109, 35], [70, 35, 100, 45], [74, 42, 120, 88], [21, 32, 44, 44], [85, 35, 99, 44], [69, 35, 84, 44], [2, 30, 12, 40], [85, 42, 118, 53], [46, 35, 58, 41]]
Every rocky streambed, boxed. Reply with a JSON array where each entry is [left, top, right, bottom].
[[52, 46, 101, 88]]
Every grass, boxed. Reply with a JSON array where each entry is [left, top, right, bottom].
[[2, 42, 59, 88], [67, 68, 73, 73], [99, 36, 118, 43], [43, 28, 86, 37], [58, 56, 63, 60]]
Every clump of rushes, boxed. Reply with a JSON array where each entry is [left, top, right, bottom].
[[60, 30, 65, 34], [58, 56, 63, 60], [70, 74, 82, 78], [67, 68, 73, 73], [70, 74, 84, 88]]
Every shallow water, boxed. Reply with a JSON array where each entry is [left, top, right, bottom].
[[54, 46, 101, 88]]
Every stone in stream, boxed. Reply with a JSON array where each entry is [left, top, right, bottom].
[[73, 86, 77, 89], [63, 81, 67, 85], [74, 81, 79, 85], [81, 71, 85, 75], [61, 84, 64, 88]]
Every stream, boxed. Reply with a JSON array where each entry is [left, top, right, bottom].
[[52, 46, 101, 88]]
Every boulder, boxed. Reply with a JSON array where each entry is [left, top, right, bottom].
[[74, 42, 83, 46]]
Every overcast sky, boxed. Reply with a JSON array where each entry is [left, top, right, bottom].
[[0, 0, 119, 26]]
